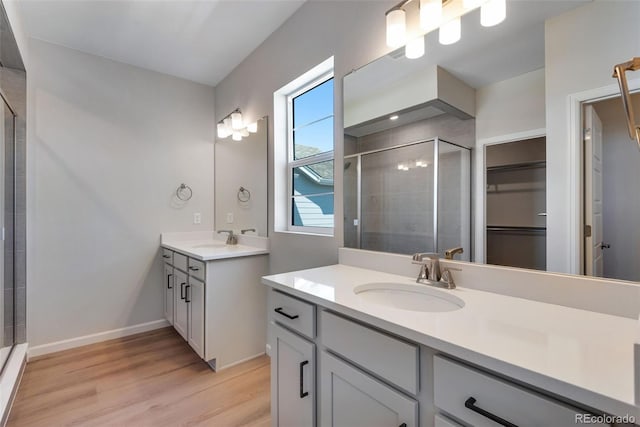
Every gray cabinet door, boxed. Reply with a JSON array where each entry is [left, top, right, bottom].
[[187, 278, 205, 358], [272, 324, 315, 427], [163, 264, 174, 325], [320, 351, 418, 427], [173, 269, 188, 340]]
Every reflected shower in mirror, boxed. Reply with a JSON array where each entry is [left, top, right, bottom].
[[214, 117, 268, 237]]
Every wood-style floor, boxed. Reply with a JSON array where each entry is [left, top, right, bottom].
[[7, 327, 271, 427]]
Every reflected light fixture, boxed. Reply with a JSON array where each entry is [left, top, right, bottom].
[[386, 8, 406, 48], [405, 36, 425, 59], [390, 115, 399, 121], [217, 108, 258, 142], [439, 17, 461, 45], [385, 0, 506, 59], [481, 0, 506, 27], [420, 0, 442, 30]]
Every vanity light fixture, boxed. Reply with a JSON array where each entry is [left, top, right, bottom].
[[385, 0, 506, 58], [217, 108, 258, 142], [390, 115, 400, 120]]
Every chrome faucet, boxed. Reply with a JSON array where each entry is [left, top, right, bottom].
[[241, 228, 256, 234], [218, 230, 238, 245], [412, 252, 456, 289]]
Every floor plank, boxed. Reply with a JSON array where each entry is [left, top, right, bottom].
[[7, 327, 271, 427]]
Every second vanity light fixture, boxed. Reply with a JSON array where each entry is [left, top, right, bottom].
[[216, 108, 259, 142], [386, 0, 506, 59]]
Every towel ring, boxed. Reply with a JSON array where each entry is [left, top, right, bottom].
[[176, 183, 193, 201], [237, 186, 251, 202]]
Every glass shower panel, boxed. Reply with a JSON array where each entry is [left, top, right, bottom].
[[437, 141, 471, 261], [360, 141, 435, 254], [343, 158, 358, 248], [0, 98, 14, 368]]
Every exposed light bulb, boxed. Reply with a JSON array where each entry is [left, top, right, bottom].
[[463, 0, 483, 9], [439, 17, 461, 45], [231, 111, 243, 130], [405, 36, 425, 59], [481, 0, 506, 27], [217, 123, 231, 139], [420, 0, 442, 30], [247, 122, 258, 133], [386, 8, 406, 48], [232, 131, 242, 141]]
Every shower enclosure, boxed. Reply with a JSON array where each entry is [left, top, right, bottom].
[[344, 138, 471, 259]]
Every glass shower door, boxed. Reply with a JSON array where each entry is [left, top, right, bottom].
[[360, 141, 435, 254]]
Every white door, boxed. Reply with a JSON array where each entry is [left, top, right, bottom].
[[173, 269, 188, 340], [320, 351, 418, 427], [272, 324, 315, 427], [163, 264, 174, 325], [187, 277, 205, 358], [584, 105, 605, 276]]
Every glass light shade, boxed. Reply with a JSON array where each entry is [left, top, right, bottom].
[[405, 36, 425, 59], [240, 128, 250, 137], [223, 117, 232, 129], [420, 0, 442, 30], [481, 0, 506, 27], [232, 131, 242, 141], [247, 122, 258, 133], [231, 111, 243, 130], [439, 17, 461, 45], [217, 123, 231, 138], [463, 0, 483, 9], [386, 9, 406, 48]]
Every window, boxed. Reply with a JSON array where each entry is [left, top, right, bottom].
[[286, 74, 334, 233]]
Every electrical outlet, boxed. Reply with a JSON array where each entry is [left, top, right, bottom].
[[226, 212, 234, 223], [193, 212, 201, 224]]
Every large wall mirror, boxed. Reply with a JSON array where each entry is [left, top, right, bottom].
[[215, 117, 268, 237], [343, 0, 639, 282]]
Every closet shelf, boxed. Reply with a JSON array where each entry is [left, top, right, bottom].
[[486, 161, 546, 173]]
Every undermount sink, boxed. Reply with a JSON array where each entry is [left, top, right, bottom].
[[354, 282, 464, 313]]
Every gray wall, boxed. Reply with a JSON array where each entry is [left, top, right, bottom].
[[214, 0, 394, 274], [26, 39, 215, 347], [593, 95, 640, 282]]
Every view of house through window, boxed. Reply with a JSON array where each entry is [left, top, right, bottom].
[[288, 76, 334, 231]]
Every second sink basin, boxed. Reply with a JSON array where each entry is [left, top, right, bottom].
[[354, 282, 464, 313]]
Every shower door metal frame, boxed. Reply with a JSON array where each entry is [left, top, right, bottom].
[[345, 137, 471, 253]]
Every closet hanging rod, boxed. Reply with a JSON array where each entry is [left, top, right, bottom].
[[487, 226, 546, 233], [486, 161, 546, 173]]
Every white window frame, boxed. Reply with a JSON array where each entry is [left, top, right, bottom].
[[286, 72, 335, 235]]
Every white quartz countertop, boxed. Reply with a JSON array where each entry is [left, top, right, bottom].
[[262, 264, 639, 418], [161, 231, 269, 261]]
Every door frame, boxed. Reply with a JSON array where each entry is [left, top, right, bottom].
[[474, 129, 546, 264], [567, 78, 640, 274]]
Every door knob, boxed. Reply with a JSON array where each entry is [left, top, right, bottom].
[[600, 243, 611, 249]]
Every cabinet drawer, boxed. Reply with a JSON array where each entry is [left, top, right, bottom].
[[173, 252, 188, 273], [269, 290, 315, 339], [433, 356, 609, 427], [434, 414, 462, 427], [161, 248, 173, 264], [320, 310, 419, 395], [188, 258, 205, 281]]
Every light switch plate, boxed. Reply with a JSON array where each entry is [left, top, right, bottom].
[[226, 213, 234, 223], [193, 212, 201, 224]]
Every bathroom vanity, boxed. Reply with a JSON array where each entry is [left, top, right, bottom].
[[263, 249, 639, 427], [161, 231, 269, 370]]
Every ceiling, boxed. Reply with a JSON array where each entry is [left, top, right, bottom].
[[17, 0, 306, 86]]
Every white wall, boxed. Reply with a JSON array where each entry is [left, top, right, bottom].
[[592, 95, 640, 282], [475, 68, 546, 141], [545, 1, 640, 273], [27, 39, 215, 347], [214, 0, 393, 273]]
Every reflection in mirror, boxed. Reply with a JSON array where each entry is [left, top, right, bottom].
[[343, 0, 639, 281], [214, 117, 268, 236]]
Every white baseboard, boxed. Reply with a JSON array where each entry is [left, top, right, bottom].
[[28, 319, 170, 359], [216, 352, 266, 371]]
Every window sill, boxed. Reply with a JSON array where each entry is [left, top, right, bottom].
[[274, 229, 335, 238]]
